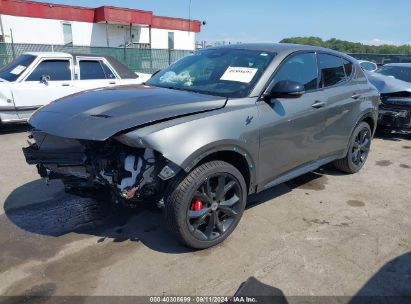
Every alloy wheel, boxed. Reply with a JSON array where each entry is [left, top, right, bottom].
[[352, 127, 371, 167], [187, 173, 242, 241]]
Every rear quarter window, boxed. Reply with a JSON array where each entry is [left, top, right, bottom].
[[319, 53, 346, 87], [343, 59, 354, 78]]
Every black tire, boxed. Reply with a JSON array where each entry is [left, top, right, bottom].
[[334, 121, 372, 174], [164, 161, 247, 249]]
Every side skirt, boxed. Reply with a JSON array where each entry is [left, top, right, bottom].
[[258, 155, 339, 192], [0, 106, 41, 123]]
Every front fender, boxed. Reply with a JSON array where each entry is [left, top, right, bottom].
[[0, 84, 17, 122], [116, 99, 260, 184], [177, 140, 255, 173], [0, 83, 14, 102]]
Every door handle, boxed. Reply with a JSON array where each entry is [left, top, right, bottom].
[[312, 101, 326, 109], [351, 93, 362, 100], [109, 81, 116, 85], [62, 83, 70, 86]]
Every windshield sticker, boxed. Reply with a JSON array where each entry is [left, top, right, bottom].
[[220, 67, 258, 83], [10, 65, 27, 75]]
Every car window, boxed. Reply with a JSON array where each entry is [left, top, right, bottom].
[[101, 62, 116, 79], [319, 54, 346, 87], [272, 52, 318, 91], [146, 49, 275, 98], [26, 59, 71, 81], [343, 59, 354, 78], [0, 54, 36, 82], [79, 60, 108, 80]]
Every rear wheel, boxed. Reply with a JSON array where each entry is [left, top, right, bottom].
[[164, 161, 247, 249], [334, 121, 372, 173]]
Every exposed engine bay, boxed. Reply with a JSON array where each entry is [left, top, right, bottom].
[[23, 130, 179, 205]]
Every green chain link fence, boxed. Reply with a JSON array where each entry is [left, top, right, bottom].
[[2, 43, 411, 73], [347, 53, 411, 65], [0, 42, 193, 74]]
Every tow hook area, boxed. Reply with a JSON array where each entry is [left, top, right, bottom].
[[120, 186, 140, 200], [111, 150, 181, 202], [37, 164, 62, 185]]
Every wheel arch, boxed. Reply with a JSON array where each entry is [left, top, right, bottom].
[[179, 143, 257, 194], [361, 114, 376, 136], [342, 111, 377, 156]]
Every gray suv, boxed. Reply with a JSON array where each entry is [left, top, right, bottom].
[[23, 44, 380, 249]]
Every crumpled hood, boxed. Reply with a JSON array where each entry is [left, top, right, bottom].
[[366, 71, 411, 94], [29, 85, 227, 140]]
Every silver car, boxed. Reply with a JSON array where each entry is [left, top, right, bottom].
[[23, 43, 380, 249]]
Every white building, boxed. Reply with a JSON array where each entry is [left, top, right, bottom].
[[0, 0, 201, 50]]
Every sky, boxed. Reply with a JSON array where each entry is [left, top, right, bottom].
[[31, 0, 411, 45]]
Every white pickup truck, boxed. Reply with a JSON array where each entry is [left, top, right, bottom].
[[0, 52, 150, 124]]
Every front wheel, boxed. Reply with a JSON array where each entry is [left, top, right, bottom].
[[164, 161, 247, 249], [334, 121, 372, 174]]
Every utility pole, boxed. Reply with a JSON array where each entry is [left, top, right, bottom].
[[10, 28, 15, 59], [188, 0, 192, 33], [105, 21, 110, 47]]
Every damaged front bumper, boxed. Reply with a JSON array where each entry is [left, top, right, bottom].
[[378, 106, 411, 132], [23, 145, 86, 166], [22, 130, 180, 204], [378, 96, 411, 132]]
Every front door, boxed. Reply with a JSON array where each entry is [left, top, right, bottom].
[[257, 52, 330, 186], [11, 58, 75, 120]]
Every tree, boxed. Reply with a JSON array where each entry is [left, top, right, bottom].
[[279, 37, 411, 54]]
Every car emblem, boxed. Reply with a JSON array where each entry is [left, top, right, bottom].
[[90, 114, 112, 118], [245, 115, 254, 125]]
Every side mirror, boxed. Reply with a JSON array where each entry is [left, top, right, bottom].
[[265, 80, 305, 100], [40, 75, 50, 85]]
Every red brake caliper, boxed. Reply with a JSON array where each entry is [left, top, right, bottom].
[[191, 199, 203, 211]]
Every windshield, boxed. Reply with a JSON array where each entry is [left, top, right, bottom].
[[0, 54, 36, 82], [146, 49, 275, 98], [376, 65, 411, 83]]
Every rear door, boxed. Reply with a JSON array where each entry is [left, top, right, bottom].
[[316, 53, 358, 156], [11, 57, 75, 120], [75, 57, 120, 93]]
